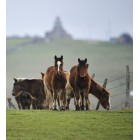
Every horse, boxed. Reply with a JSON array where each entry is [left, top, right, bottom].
[[41, 72, 54, 109], [64, 71, 74, 110], [17, 90, 33, 110], [89, 78, 111, 110], [69, 58, 91, 110], [65, 77, 111, 110], [12, 78, 45, 109], [43, 55, 67, 110]]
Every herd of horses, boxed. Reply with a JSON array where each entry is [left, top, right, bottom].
[[11, 55, 111, 111]]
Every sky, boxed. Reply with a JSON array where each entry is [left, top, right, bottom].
[[6, 0, 133, 40]]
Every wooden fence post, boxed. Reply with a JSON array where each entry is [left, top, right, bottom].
[[125, 65, 130, 108], [7, 97, 16, 109], [96, 78, 108, 110]]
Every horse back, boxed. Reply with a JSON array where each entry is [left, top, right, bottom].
[[44, 66, 55, 89]]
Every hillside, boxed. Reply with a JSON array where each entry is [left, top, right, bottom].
[[6, 38, 133, 110]]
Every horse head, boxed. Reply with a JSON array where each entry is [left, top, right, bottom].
[[99, 88, 111, 110], [77, 58, 89, 78], [12, 78, 23, 96], [54, 55, 64, 75], [89, 78, 111, 110]]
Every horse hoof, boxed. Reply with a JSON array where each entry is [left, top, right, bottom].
[[52, 107, 57, 111], [60, 106, 65, 111], [81, 105, 84, 110], [75, 105, 80, 111], [86, 107, 89, 110], [66, 106, 69, 110]]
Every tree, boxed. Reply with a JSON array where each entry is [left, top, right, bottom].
[[118, 33, 133, 44]]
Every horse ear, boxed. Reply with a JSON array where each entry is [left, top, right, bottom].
[[13, 78, 17, 83], [61, 55, 63, 60], [41, 72, 45, 79], [78, 58, 80, 63], [85, 58, 87, 63], [54, 55, 57, 60]]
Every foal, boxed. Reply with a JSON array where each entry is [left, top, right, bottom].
[[43, 55, 67, 110], [69, 58, 91, 110]]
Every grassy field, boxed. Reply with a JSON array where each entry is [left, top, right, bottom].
[[6, 38, 32, 48], [6, 109, 133, 140], [6, 38, 133, 110]]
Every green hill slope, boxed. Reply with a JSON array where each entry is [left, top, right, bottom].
[[6, 39, 133, 110]]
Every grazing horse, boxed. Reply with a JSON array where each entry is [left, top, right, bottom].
[[43, 55, 67, 110], [69, 58, 91, 110], [89, 78, 111, 110], [17, 90, 34, 109]]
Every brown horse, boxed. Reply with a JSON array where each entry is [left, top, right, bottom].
[[12, 78, 45, 109], [89, 78, 111, 110], [64, 71, 74, 110], [43, 55, 67, 110], [69, 58, 91, 110], [66, 77, 111, 110]]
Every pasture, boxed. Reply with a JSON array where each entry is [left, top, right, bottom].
[[6, 38, 133, 109], [6, 109, 133, 140]]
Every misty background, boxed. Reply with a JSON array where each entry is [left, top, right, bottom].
[[6, 0, 132, 40], [6, 0, 133, 110]]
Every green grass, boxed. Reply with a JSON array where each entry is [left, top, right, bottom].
[[6, 38, 32, 48], [6, 110, 133, 140]]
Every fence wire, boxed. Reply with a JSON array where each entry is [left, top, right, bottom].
[[111, 101, 126, 110], [107, 82, 126, 90], [94, 71, 133, 110], [94, 72, 133, 84], [111, 91, 126, 97]]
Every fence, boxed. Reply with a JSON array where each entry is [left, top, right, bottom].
[[93, 65, 133, 110], [7, 65, 133, 111]]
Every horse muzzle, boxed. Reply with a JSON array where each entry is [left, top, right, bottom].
[[57, 71, 62, 76], [12, 92, 15, 96], [106, 105, 111, 110]]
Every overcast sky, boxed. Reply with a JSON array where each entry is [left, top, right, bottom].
[[6, 0, 133, 40]]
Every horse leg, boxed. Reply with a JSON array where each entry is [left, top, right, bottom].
[[59, 90, 65, 111], [75, 90, 80, 111], [85, 90, 90, 110], [32, 101, 37, 109], [63, 89, 66, 110], [15, 97, 22, 110], [80, 91, 84, 110], [66, 89, 73, 110], [57, 96, 60, 110], [44, 96, 49, 109], [52, 91, 57, 110], [66, 95, 71, 110]]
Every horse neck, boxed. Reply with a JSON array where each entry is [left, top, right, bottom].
[[90, 79, 101, 99], [20, 80, 31, 91], [78, 69, 88, 79]]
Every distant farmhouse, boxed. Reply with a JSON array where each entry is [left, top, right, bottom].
[[45, 17, 72, 41]]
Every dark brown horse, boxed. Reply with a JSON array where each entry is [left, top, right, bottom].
[[12, 78, 45, 109], [89, 78, 111, 110], [43, 55, 67, 110], [69, 58, 91, 110]]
